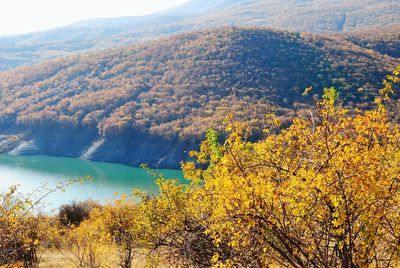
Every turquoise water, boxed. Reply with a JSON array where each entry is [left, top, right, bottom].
[[0, 154, 183, 212]]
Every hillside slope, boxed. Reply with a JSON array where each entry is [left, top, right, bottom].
[[334, 25, 400, 59], [0, 0, 399, 71], [0, 28, 398, 167], [179, 0, 400, 32]]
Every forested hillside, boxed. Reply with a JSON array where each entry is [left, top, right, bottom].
[[335, 25, 400, 59], [181, 0, 400, 32], [0, 27, 398, 167], [0, 0, 399, 71]]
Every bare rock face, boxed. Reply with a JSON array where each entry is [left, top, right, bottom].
[[0, 127, 194, 169]]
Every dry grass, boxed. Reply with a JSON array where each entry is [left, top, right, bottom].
[[38, 250, 74, 268], [37, 250, 170, 268]]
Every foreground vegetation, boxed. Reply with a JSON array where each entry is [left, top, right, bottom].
[[1, 67, 399, 267]]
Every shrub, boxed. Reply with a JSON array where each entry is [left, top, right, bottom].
[[0, 186, 52, 267], [58, 200, 101, 227]]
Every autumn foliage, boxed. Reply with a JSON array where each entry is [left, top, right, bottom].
[[0, 186, 51, 267], [1, 67, 399, 267], [0, 28, 398, 143], [53, 66, 399, 267], [179, 67, 400, 267]]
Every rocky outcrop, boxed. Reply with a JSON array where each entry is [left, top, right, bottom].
[[0, 134, 25, 153]]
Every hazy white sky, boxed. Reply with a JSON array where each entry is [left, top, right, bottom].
[[0, 0, 189, 36]]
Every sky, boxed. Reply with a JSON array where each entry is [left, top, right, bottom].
[[0, 0, 189, 36]]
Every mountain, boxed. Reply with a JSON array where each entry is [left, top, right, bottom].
[[178, 0, 400, 32], [0, 27, 398, 167], [157, 0, 239, 15], [0, 0, 399, 71]]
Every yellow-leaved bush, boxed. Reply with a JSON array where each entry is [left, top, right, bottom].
[[181, 66, 400, 267], [0, 186, 53, 267], [78, 66, 400, 267], [0, 180, 86, 267], [85, 66, 400, 267]]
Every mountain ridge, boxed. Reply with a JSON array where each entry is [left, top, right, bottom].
[[0, 0, 399, 71]]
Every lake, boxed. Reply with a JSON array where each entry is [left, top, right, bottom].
[[0, 154, 183, 212]]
